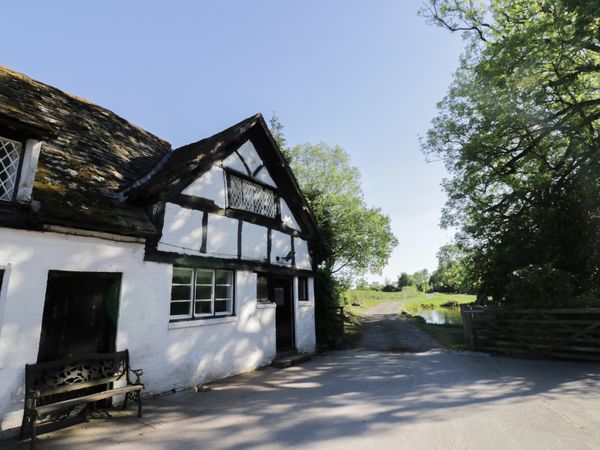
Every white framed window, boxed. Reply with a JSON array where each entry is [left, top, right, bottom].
[[170, 267, 234, 321], [0, 135, 24, 202], [227, 172, 277, 218]]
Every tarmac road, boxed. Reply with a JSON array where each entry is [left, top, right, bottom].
[[4, 306, 600, 449]]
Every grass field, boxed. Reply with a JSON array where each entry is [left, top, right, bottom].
[[402, 293, 475, 313], [344, 289, 475, 316]]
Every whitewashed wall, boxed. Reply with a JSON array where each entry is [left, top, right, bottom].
[[0, 228, 277, 435]]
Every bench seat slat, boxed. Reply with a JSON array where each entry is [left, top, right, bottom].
[[35, 385, 143, 416]]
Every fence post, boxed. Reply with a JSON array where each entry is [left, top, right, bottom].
[[461, 304, 475, 350]]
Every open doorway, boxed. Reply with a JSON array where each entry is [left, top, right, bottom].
[[38, 271, 122, 362], [271, 276, 295, 352]]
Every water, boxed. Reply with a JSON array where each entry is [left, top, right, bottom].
[[415, 307, 462, 325]]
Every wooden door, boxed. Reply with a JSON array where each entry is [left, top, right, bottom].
[[37, 271, 121, 363], [271, 277, 294, 352]]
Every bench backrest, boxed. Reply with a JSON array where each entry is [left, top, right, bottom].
[[25, 350, 130, 398]]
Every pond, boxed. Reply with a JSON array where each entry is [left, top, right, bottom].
[[414, 306, 462, 325]]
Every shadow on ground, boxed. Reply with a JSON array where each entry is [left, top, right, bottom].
[[3, 349, 600, 450]]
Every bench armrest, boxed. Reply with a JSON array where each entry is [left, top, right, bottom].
[[128, 368, 144, 385], [25, 390, 41, 410]]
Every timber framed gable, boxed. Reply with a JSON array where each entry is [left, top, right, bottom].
[[136, 116, 322, 276]]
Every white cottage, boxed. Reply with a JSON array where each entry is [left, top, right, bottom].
[[0, 67, 324, 434]]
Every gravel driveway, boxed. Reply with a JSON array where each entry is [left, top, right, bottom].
[[358, 302, 440, 352]]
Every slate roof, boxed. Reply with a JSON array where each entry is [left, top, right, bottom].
[[0, 66, 171, 236]]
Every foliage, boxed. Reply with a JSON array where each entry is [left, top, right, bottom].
[[397, 272, 414, 289], [397, 270, 430, 292], [381, 283, 399, 292], [270, 115, 398, 280], [430, 244, 477, 293], [269, 114, 398, 347], [412, 269, 431, 292], [421, 0, 600, 303], [504, 264, 576, 306], [285, 142, 398, 278]]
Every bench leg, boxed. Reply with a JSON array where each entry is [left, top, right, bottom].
[[122, 394, 128, 411], [30, 417, 37, 450], [137, 394, 143, 418]]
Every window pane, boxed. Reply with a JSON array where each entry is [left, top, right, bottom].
[[170, 301, 191, 316], [0, 136, 22, 201], [195, 301, 212, 315], [228, 174, 276, 218], [215, 285, 231, 299], [195, 285, 212, 300], [195, 269, 212, 285], [215, 299, 231, 314], [172, 267, 193, 285], [215, 270, 233, 285], [299, 277, 308, 301], [171, 285, 191, 300], [257, 274, 268, 301]]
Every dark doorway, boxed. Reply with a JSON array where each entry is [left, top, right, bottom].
[[38, 271, 122, 363], [271, 276, 294, 352]]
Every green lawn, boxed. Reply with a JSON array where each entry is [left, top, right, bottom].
[[402, 293, 475, 313], [344, 289, 475, 316]]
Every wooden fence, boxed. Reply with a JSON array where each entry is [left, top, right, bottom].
[[461, 305, 600, 361]]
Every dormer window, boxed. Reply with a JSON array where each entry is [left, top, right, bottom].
[[0, 135, 23, 202], [227, 172, 278, 218]]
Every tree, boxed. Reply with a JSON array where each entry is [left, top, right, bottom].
[[397, 272, 414, 289], [283, 141, 398, 280], [269, 114, 398, 346], [421, 0, 600, 302], [412, 269, 431, 292], [429, 244, 475, 293]]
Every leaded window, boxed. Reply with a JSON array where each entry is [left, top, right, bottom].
[[0, 135, 23, 202], [170, 267, 234, 320], [228, 173, 277, 218]]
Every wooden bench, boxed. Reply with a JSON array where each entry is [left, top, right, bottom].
[[20, 350, 144, 449]]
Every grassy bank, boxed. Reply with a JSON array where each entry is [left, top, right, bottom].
[[402, 293, 475, 313], [344, 289, 475, 315]]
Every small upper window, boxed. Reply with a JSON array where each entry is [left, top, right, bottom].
[[227, 173, 277, 218], [298, 277, 309, 302], [257, 274, 269, 303], [0, 135, 23, 202]]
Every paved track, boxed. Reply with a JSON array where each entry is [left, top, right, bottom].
[[4, 306, 600, 449]]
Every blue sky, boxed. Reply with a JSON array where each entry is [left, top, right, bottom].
[[2, 1, 464, 282]]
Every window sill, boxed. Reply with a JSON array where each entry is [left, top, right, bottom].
[[256, 302, 277, 309], [168, 316, 237, 329], [299, 302, 313, 308]]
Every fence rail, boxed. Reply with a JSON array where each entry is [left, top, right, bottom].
[[461, 305, 600, 361]]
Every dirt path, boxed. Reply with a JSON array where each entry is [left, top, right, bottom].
[[358, 301, 441, 352]]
